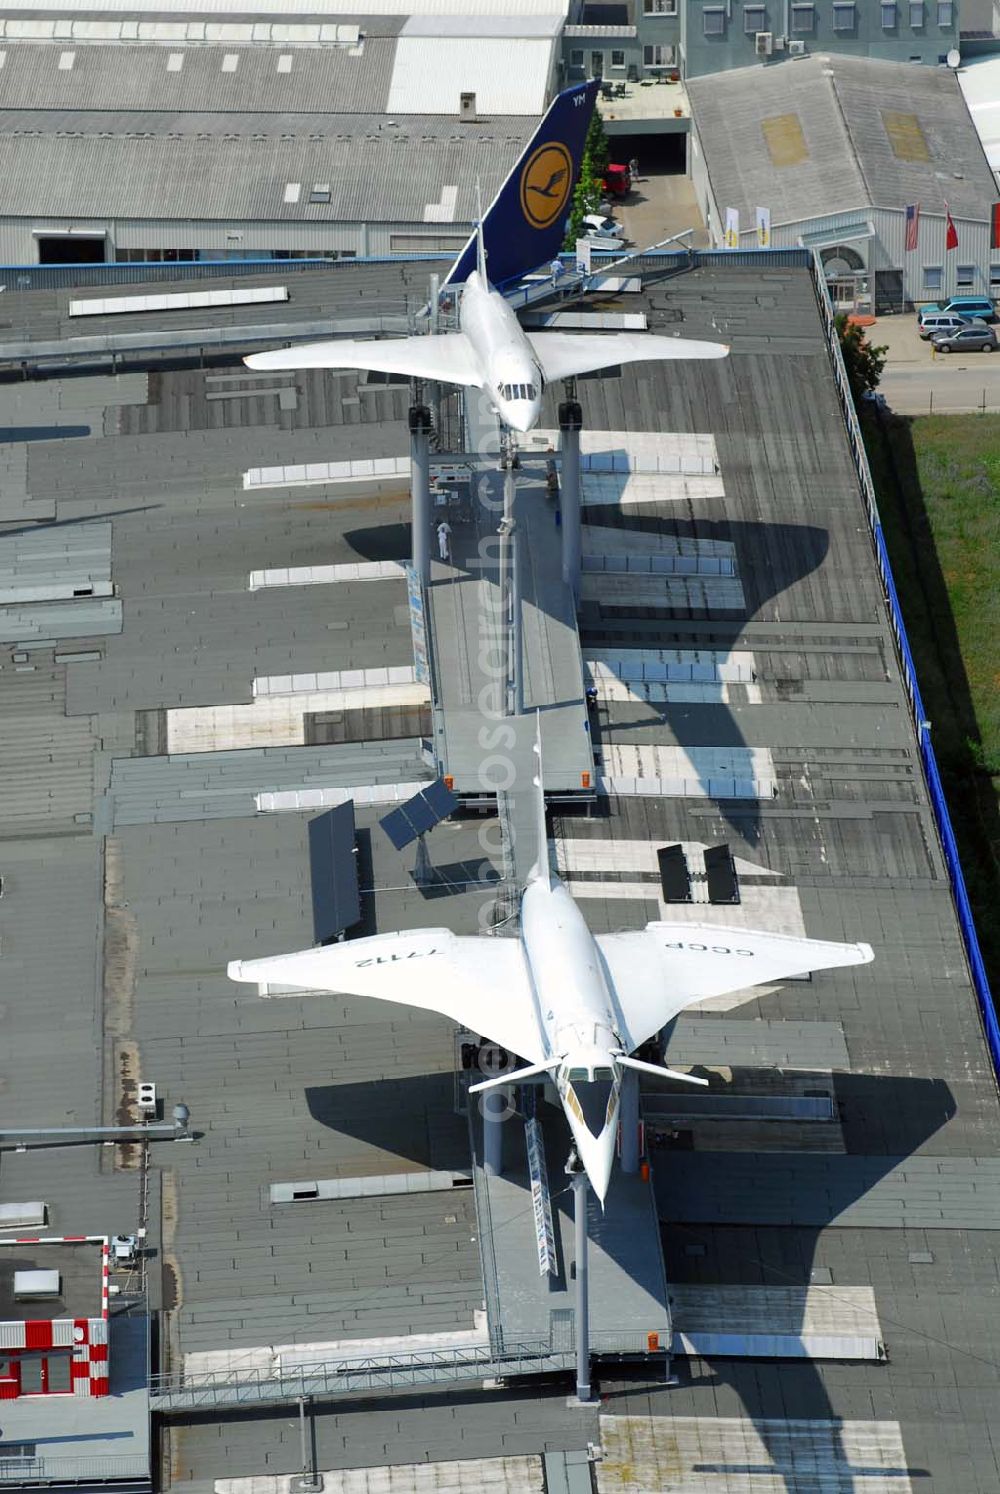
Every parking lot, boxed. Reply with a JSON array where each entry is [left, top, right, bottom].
[[871, 307, 1000, 414]]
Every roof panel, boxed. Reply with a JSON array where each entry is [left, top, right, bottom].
[[0, 110, 534, 222], [0, 36, 398, 112], [385, 34, 556, 114], [689, 55, 994, 224]]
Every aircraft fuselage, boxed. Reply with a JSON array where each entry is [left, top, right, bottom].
[[459, 271, 544, 434], [516, 874, 624, 1201]]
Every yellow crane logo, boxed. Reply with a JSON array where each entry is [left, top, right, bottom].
[[520, 142, 574, 230]]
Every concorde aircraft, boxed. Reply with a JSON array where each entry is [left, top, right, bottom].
[[228, 742, 872, 1203], [243, 80, 729, 433]]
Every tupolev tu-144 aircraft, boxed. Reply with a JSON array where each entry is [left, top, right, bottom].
[[228, 743, 873, 1204], [244, 80, 730, 433]]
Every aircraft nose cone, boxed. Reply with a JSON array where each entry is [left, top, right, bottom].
[[576, 1128, 615, 1208], [591, 1151, 613, 1208]]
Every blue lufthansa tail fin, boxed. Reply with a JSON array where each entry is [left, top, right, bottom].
[[444, 81, 599, 290]]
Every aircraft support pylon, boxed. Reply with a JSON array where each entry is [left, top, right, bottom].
[[409, 403, 433, 587], [559, 396, 583, 603], [620, 1068, 640, 1174], [568, 1158, 596, 1404]]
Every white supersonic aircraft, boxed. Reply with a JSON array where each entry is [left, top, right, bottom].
[[243, 80, 729, 433], [228, 756, 873, 1203]]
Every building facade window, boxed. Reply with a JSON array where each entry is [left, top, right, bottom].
[[610, 48, 626, 66], [990, 263, 1000, 286], [570, 48, 584, 66], [909, 1, 924, 24], [936, 0, 953, 21], [880, 1, 897, 27], [643, 0, 678, 13], [643, 42, 672, 63], [790, 3, 814, 32], [703, 5, 726, 34], [923, 265, 943, 290], [833, 2, 855, 28], [744, 4, 766, 30], [956, 264, 975, 287]]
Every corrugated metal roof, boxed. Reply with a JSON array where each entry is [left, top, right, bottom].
[[385, 34, 555, 114], [689, 55, 994, 225], [0, 36, 398, 113], [0, 110, 534, 220], [0, 0, 569, 13], [401, 13, 564, 34], [958, 55, 1000, 173], [831, 56, 993, 218]]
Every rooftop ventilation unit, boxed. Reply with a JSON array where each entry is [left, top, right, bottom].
[[14, 1270, 60, 1300], [460, 91, 477, 122], [755, 30, 773, 54], [788, 38, 806, 53]]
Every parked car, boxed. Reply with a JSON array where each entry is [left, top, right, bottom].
[[930, 320, 997, 353], [918, 295, 997, 325], [602, 163, 632, 197], [861, 389, 888, 410], [582, 213, 621, 238], [918, 311, 977, 340]]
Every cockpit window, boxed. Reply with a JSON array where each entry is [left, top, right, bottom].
[[593, 1066, 614, 1081], [568, 1067, 589, 1081], [498, 383, 538, 402]]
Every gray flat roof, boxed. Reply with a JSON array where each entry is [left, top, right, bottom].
[[0, 110, 533, 222], [1, 256, 999, 1490], [0, 1243, 100, 1321], [0, 33, 401, 114], [688, 53, 995, 225]]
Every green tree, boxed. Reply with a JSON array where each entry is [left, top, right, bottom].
[[835, 313, 888, 404], [585, 109, 610, 181], [563, 149, 602, 249]]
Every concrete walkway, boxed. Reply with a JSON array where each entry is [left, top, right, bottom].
[[615, 167, 709, 252]]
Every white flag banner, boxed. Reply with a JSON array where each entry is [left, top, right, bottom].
[[575, 238, 593, 276], [724, 207, 740, 249], [755, 206, 771, 248]]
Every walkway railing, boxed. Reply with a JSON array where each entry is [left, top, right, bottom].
[[0, 1452, 151, 1484], [810, 252, 999, 1080], [149, 1339, 572, 1413]]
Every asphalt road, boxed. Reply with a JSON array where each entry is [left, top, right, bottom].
[[872, 309, 1000, 414]]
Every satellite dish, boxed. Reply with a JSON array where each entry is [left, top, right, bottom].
[[947, 47, 961, 69]]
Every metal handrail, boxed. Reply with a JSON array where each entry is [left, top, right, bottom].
[[808, 250, 998, 1077], [149, 1338, 572, 1412]]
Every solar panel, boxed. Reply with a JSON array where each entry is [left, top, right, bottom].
[[657, 844, 692, 904], [402, 795, 438, 836], [379, 805, 416, 851], [422, 778, 459, 820], [378, 778, 458, 851], [308, 801, 361, 942], [704, 844, 740, 905]]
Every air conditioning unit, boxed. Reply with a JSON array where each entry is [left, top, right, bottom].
[[137, 1081, 157, 1115], [755, 30, 773, 55], [113, 1234, 137, 1265], [788, 38, 806, 53], [774, 34, 787, 47]]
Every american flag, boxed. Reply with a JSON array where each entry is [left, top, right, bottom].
[[904, 203, 920, 252]]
